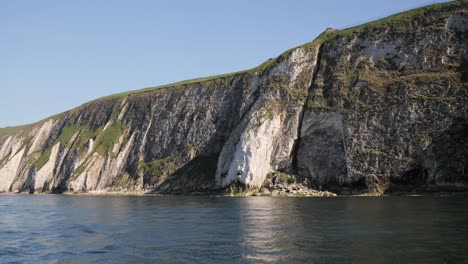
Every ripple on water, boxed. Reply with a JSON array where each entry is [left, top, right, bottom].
[[0, 247, 21, 256], [70, 224, 96, 234], [0, 195, 467, 264]]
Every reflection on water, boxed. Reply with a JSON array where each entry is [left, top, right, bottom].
[[1, 194, 467, 263], [239, 198, 304, 263]]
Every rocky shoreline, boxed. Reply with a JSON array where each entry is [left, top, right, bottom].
[[3, 189, 468, 198]]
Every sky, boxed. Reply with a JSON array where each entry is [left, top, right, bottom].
[[1, 0, 449, 127]]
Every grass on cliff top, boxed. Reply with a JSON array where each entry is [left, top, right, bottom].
[[0, 124, 33, 137], [101, 52, 283, 101], [335, 0, 463, 35], [0, 0, 464, 137], [102, 0, 463, 100]]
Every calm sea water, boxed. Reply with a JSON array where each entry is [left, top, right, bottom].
[[0, 194, 467, 264]]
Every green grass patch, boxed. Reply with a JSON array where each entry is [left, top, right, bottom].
[[34, 147, 53, 171], [267, 171, 297, 184], [402, 72, 462, 87], [138, 154, 178, 178], [0, 124, 33, 137], [53, 123, 103, 153], [94, 121, 127, 156], [115, 173, 135, 188], [102, 70, 249, 100], [55, 125, 79, 148], [227, 180, 247, 195]]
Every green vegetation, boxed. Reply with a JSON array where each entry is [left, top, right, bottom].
[[278, 1, 463, 61], [154, 154, 219, 192], [11, 103, 131, 174], [55, 125, 78, 147], [0, 124, 33, 137], [227, 180, 247, 195], [324, 1, 462, 38], [70, 158, 92, 180], [53, 105, 129, 158], [171, 155, 218, 180], [103, 51, 290, 101], [279, 173, 297, 184], [402, 72, 461, 87], [267, 171, 297, 184], [34, 147, 53, 171], [94, 121, 126, 155], [76, 126, 99, 147], [138, 154, 178, 179], [115, 173, 135, 188], [307, 50, 463, 111], [102, 70, 249, 100], [56, 124, 103, 153]]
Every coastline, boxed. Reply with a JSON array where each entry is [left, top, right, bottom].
[[2, 189, 468, 197]]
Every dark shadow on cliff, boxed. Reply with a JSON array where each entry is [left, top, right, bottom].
[[148, 154, 220, 194], [459, 59, 467, 83], [387, 118, 468, 193]]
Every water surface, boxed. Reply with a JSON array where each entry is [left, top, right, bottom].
[[1, 194, 467, 263]]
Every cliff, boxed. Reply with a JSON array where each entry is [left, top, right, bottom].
[[0, 1, 467, 195]]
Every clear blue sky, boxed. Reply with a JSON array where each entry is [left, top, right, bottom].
[[1, 0, 448, 127]]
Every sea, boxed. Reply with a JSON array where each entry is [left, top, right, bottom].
[[1, 194, 467, 263]]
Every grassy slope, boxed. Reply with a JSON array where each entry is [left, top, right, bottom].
[[0, 0, 464, 137], [0, 124, 33, 137]]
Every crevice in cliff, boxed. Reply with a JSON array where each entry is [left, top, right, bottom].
[[290, 44, 325, 175]]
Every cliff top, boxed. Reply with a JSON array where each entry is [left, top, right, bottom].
[[0, 0, 465, 136]]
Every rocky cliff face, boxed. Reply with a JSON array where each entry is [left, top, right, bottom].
[[298, 2, 468, 193], [0, 1, 467, 194]]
